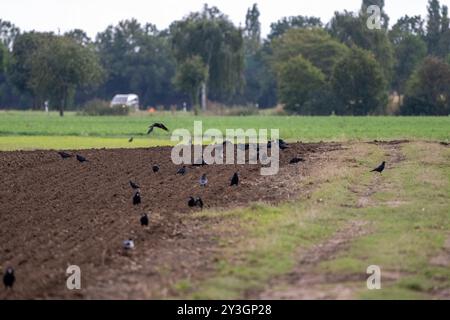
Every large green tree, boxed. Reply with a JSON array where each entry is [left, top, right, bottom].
[[331, 47, 387, 115], [426, 0, 442, 55], [170, 5, 244, 109], [277, 55, 329, 114], [402, 56, 450, 115], [96, 19, 178, 107], [244, 3, 261, 55], [173, 55, 208, 113], [328, 6, 394, 83], [30, 35, 104, 116], [390, 15, 427, 96], [11, 33, 104, 115], [268, 15, 322, 40], [271, 28, 349, 78]]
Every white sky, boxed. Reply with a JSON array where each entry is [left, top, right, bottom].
[[1, 0, 448, 39]]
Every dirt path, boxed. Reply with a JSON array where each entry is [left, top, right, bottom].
[[250, 141, 408, 300]]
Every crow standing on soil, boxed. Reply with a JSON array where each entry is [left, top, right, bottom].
[[147, 122, 169, 135], [289, 157, 305, 164], [58, 151, 72, 159], [76, 154, 88, 163], [3, 267, 15, 289], [188, 197, 203, 209], [123, 239, 135, 250], [230, 172, 239, 186], [199, 174, 208, 187], [133, 191, 141, 205], [152, 165, 160, 173], [129, 180, 140, 190], [371, 161, 386, 174], [140, 213, 149, 227], [177, 166, 187, 175]]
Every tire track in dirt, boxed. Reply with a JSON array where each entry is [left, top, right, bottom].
[[250, 141, 408, 300]]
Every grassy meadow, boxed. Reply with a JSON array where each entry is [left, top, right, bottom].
[[0, 110, 449, 150]]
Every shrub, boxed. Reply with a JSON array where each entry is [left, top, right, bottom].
[[80, 99, 130, 116]]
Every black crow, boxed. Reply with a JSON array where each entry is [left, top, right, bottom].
[[128, 137, 133, 143], [152, 165, 160, 173], [177, 166, 187, 175], [188, 197, 203, 209], [289, 157, 305, 164], [193, 157, 207, 166], [371, 161, 386, 174], [147, 122, 169, 134], [76, 154, 88, 162], [278, 139, 289, 150], [199, 174, 208, 187], [230, 172, 239, 186], [196, 197, 204, 209], [133, 191, 141, 205], [129, 180, 140, 189], [123, 239, 135, 250], [3, 267, 15, 289], [140, 213, 149, 227], [188, 197, 196, 207], [58, 151, 72, 159]]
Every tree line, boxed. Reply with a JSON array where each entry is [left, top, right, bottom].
[[0, 0, 449, 116]]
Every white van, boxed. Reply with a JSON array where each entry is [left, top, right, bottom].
[[110, 94, 139, 111]]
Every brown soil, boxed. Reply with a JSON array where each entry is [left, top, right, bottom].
[[0, 142, 340, 299]]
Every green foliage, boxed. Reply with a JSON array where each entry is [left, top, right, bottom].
[[81, 99, 129, 116], [268, 15, 322, 39], [10, 32, 104, 115], [278, 55, 329, 114], [244, 3, 261, 54], [328, 10, 394, 82], [173, 55, 208, 110], [392, 35, 427, 94], [170, 5, 244, 102], [331, 47, 387, 115], [271, 28, 349, 78], [95, 19, 178, 107], [401, 56, 450, 115], [426, 0, 442, 55]]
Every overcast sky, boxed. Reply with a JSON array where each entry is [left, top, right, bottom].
[[1, 0, 448, 39]]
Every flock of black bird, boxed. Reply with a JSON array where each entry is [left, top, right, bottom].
[[2, 122, 387, 290]]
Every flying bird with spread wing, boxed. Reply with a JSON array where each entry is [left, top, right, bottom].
[[147, 123, 169, 135]]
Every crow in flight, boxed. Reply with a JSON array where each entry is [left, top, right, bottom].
[[152, 165, 160, 173], [76, 154, 88, 163], [129, 180, 140, 190], [177, 166, 187, 175], [371, 161, 386, 174], [133, 191, 141, 205], [230, 172, 239, 186], [140, 213, 149, 227], [58, 151, 72, 159], [147, 123, 169, 135], [3, 267, 15, 289]]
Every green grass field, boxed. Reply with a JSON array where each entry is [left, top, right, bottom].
[[0, 111, 448, 150]]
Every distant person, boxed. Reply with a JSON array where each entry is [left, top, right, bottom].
[[44, 101, 49, 113], [183, 102, 187, 112]]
